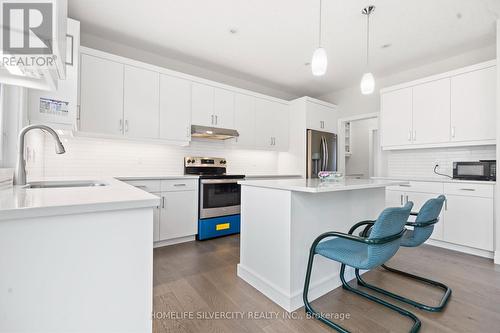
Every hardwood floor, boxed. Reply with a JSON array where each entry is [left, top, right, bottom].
[[153, 235, 500, 332]]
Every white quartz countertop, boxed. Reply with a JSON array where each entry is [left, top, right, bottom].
[[0, 178, 159, 221], [243, 174, 302, 179], [116, 175, 200, 181], [372, 176, 496, 185], [239, 178, 408, 193]]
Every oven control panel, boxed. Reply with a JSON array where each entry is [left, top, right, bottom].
[[185, 157, 227, 167]]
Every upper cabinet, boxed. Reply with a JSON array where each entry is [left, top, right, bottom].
[[159, 74, 192, 142], [123, 66, 160, 139], [191, 83, 235, 129], [254, 98, 289, 151], [380, 88, 413, 147], [412, 78, 450, 145], [232, 93, 256, 147], [380, 61, 496, 150], [77, 47, 290, 151], [80, 54, 124, 136], [305, 100, 338, 133], [450, 66, 496, 142]]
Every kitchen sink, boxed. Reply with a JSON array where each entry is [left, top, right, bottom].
[[24, 180, 108, 189]]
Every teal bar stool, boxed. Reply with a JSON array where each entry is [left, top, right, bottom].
[[303, 202, 421, 333], [354, 195, 451, 312]]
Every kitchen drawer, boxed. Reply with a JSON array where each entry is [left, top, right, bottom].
[[386, 181, 443, 194], [123, 180, 161, 193], [161, 179, 198, 192], [444, 183, 494, 198]]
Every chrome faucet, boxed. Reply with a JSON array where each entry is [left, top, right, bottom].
[[14, 125, 66, 185]]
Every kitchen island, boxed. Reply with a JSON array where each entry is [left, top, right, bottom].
[[0, 178, 159, 333], [237, 178, 407, 312]]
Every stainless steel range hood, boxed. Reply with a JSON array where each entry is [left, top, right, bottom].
[[191, 125, 239, 140]]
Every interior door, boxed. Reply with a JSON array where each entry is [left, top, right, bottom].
[[381, 88, 413, 147], [159, 74, 191, 141], [80, 54, 124, 135], [412, 78, 451, 145], [123, 65, 160, 139]]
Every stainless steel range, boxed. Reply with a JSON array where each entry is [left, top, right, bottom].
[[184, 157, 244, 240]]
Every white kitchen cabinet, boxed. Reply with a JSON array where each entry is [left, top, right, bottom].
[[306, 101, 338, 133], [159, 74, 191, 141], [412, 78, 450, 145], [159, 190, 198, 241], [380, 88, 413, 147], [232, 93, 256, 147], [123, 65, 160, 139], [213, 88, 235, 129], [191, 82, 214, 127], [443, 195, 493, 251], [254, 98, 289, 151], [80, 54, 124, 135], [450, 66, 496, 142]]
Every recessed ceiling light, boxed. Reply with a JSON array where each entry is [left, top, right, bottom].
[[229, 28, 238, 34], [304, 62, 310, 66], [456, 12, 462, 19], [381, 43, 392, 49]]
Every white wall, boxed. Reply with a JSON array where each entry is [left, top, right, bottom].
[[495, 20, 500, 265], [25, 136, 283, 180], [345, 118, 378, 178], [80, 32, 297, 101], [320, 44, 496, 118]]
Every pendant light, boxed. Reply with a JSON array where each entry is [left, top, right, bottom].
[[311, 0, 327, 76], [360, 5, 375, 94]]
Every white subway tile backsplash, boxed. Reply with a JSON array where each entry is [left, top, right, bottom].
[[26, 136, 282, 179], [387, 146, 496, 179]]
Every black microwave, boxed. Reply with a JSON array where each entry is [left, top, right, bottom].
[[452, 160, 496, 181]]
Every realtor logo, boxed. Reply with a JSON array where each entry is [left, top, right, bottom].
[[2, 2, 53, 54]]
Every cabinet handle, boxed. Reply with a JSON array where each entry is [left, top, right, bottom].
[[211, 115, 214, 125], [451, 126, 455, 138], [399, 184, 411, 187], [216, 115, 218, 125], [173, 183, 186, 187], [124, 120, 129, 132], [162, 196, 165, 209], [408, 129, 412, 141], [405, 195, 409, 203], [413, 130, 416, 141], [119, 119, 123, 132], [459, 188, 476, 191], [270, 137, 273, 146], [400, 194, 403, 205], [444, 198, 448, 211], [186, 127, 190, 138]]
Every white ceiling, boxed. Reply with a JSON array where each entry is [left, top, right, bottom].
[[69, 0, 500, 97]]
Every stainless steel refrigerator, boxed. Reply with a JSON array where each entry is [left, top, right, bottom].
[[307, 129, 337, 178]]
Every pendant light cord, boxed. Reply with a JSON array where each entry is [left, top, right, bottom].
[[318, 0, 322, 47], [366, 11, 370, 66]]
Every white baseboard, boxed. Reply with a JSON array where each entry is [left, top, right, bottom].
[[426, 239, 494, 259], [237, 264, 364, 312], [494, 251, 500, 265], [153, 235, 195, 248]]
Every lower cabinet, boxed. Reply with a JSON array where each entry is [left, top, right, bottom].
[[158, 190, 198, 241], [443, 194, 494, 251], [124, 179, 198, 245], [385, 181, 494, 252]]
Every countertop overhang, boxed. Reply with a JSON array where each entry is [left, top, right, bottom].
[[238, 178, 408, 193]]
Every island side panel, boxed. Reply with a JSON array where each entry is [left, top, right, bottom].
[[0, 208, 154, 333], [289, 187, 386, 310], [237, 185, 293, 309]]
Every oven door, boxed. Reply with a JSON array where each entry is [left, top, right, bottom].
[[200, 179, 241, 219]]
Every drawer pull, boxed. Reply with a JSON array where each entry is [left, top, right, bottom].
[[399, 184, 411, 187], [459, 188, 476, 191], [133, 185, 148, 189], [173, 184, 186, 187]]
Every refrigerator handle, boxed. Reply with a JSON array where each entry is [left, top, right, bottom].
[[319, 136, 324, 171], [324, 137, 329, 171]]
